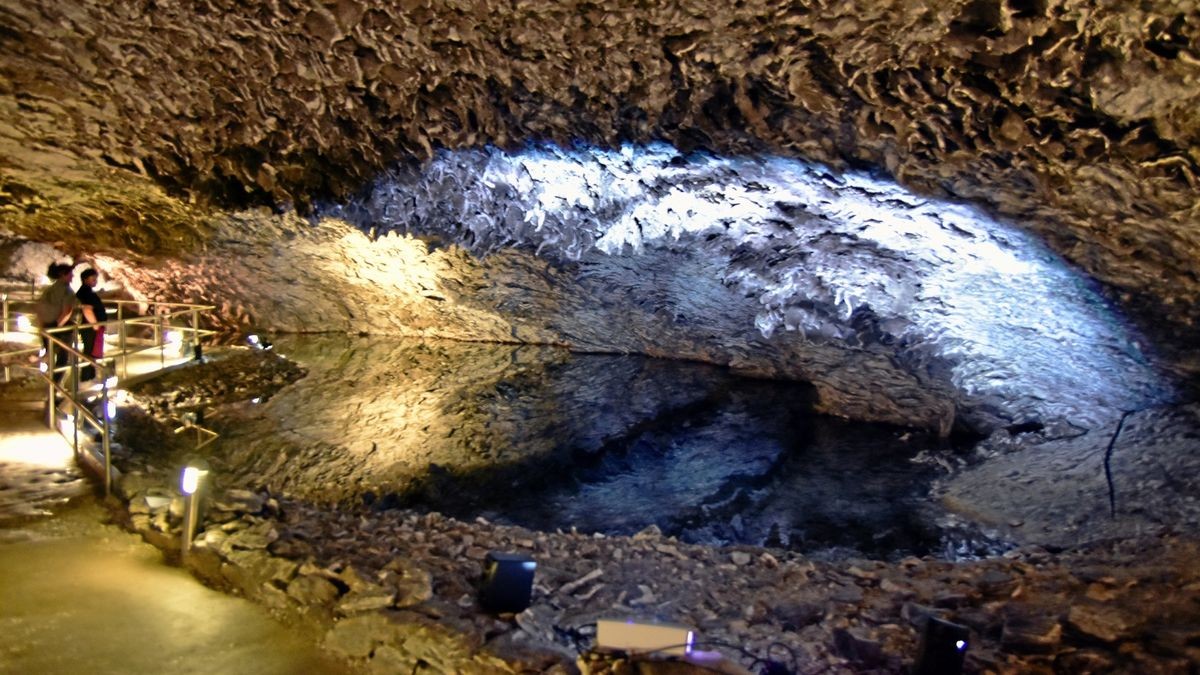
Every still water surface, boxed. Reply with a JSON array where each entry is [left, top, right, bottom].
[[213, 336, 996, 560]]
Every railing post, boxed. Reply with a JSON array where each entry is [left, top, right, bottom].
[[118, 304, 128, 380], [71, 344, 79, 456], [46, 338, 55, 428], [2, 292, 8, 382], [192, 308, 201, 361], [101, 375, 111, 498], [158, 305, 166, 368]]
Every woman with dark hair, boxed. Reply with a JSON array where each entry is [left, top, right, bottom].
[[76, 268, 107, 381]]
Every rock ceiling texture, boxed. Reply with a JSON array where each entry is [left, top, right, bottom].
[[1, 0, 1198, 434]]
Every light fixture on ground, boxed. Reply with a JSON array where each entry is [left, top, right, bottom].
[[913, 616, 969, 675], [596, 618, 696, 656], [479, 551, 536, 614], [180, 459, 211, 555], [246, 334, 273, 351]]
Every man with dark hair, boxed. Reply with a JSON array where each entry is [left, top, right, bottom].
[[34, 262, 77, 386], [76, 268, 107, 381]]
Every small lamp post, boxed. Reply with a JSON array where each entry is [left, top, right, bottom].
[[180, 459, 210, 555]]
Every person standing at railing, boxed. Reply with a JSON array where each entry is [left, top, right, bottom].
[[76, 268, 107, 382], [34, 262, 78, 385]]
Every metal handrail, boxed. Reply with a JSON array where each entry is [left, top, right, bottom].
[[1, 292, 222, 495], [1, 292, 42, 382], [40, 328, 116, 496], [43, 300, 218, 379]]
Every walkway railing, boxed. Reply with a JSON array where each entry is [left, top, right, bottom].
[[1, 291, 222, 496], [42, 330, 117, 495]]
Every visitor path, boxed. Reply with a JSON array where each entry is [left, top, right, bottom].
[[0, 295, 355, 674], [2, 287, 215, 497]]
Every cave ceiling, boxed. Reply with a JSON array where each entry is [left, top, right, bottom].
[[0, 0, 1198, 432]]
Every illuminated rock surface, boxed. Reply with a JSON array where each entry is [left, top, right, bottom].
[[1, 0, 1197, 434], [126, 338, 971, 559], [2, 0, 1199, 672], [2, 0, 1198, 336]]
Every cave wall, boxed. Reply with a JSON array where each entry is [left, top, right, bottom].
[[57, 212, 962, 433], [1, 0, 1198, 333], [0, 0, 1196, 433], [10, 174, 1158, 438]]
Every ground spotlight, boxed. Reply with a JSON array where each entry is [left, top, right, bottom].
[[16, 315, 32, 332], [913, 617, 969, 675], [247, 334, 273, 350], [479, 551, 536, 614], [180, 459, 211, 554]]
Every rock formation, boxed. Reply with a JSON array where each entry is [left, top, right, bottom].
[[2, 0, 1198, 434], [2, 0, 1198, 319], [3, 3, 1200, 672]]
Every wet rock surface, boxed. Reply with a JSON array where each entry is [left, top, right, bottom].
[[0, 456, 89, 525], [940, 403, 1200, 547], [130, 346, 307, 413], [95, 343, 1200, 673]]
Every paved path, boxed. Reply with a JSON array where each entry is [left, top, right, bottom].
[[0, 358, 351, 674], [0, 408, 88, 525], [0, 501, 349, 675]]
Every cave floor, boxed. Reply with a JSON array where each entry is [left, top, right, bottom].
[[1, 347, 1199, 673], [0, 498, 352, 675]]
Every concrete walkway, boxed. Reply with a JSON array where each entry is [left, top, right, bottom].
[[0, 352, 351, 674], [0, 501, 348, 675], [0, 408, 87, 524]]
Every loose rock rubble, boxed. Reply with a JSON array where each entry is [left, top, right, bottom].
[[128, 347, 306, 415], [117, 476, 1200, 674]]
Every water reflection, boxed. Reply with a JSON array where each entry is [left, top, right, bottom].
[[217, 335, 966, 558]]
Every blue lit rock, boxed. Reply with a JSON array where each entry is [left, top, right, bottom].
[[1, 0, 1198, 345], [86, 143, 1173, 436], [2, 0, 1198, 435], [325, 142, 1174, 433]]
